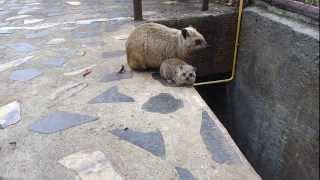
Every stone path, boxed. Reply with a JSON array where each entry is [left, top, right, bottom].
[[0, 0, 260, 179]]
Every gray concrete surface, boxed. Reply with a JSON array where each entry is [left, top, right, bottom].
[[0, 0, 260, 179], [228, 6, 319, 180]]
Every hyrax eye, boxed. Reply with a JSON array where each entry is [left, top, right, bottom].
[[182, 72, 186, 76], [189, 73, 193, 77], [195, 39, 202, 45]]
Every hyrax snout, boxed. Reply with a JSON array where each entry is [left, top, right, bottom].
[[126, 23, 207, 70]]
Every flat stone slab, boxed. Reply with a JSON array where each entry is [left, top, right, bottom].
[[25, 31, 50, 39], [102, 50, 126, 59], [200, 111, 241, 164], [42, 58, 66, 67], [88, 86, 135, 104], [59, 151, 123, 180], [0, 101, 21, 129], [29, 111, 98, 134], [101, 71, 133, 82], [142, 93, 183, 114], [7, 43, 37, 53], [111, 128, 166, 159], [9, 68, 42, 81], [175, 167, 197, 180]]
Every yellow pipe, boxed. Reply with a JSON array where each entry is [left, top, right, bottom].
[[194, 0, 245, 86]]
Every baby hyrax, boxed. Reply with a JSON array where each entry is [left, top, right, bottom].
[[126, 23, 207, 70], [160, 58, 196, 86]]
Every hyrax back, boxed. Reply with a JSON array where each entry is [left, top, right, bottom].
[[160, 58, 196, 86], [126, 23, 207, 70]]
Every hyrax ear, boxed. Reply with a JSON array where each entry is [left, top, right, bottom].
[[181, 28, 189, 39], [179, 65, 184, 70], [193, 66, 197, 72]]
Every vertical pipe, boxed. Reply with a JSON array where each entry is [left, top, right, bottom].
[[194, 0, 245, 86], [202, 0, 209, 11], [133, 0, 143, 21]]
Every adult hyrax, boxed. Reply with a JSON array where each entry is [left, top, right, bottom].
[[126, 23, 207, 70], [160, 58, 196, 86]]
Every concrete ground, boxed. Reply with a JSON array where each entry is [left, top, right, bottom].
[[0, 0, 260, 179]]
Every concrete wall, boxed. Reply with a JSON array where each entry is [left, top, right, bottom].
[[229, 6, 319, 180]]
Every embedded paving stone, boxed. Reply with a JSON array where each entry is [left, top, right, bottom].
[[0, 101, 21, 129], [102, 50, 126, 59], [9, 68, 42, 81], [175, 167, 197, 180], [0, 56, 33, 72], [142, 93, 183, 114], [59, 151, 123, 180], [200, 111, 241, 164], [47, 10, 64, 17], [25, 30, 49, 39], [88, 86, 134, 104], [101, 71, 133, 82], [7, 43, 37, 53], [29, 111, 98, 134], [81, 41, 105, 48], [0, 29, 12, 34], [47, 38, 66, 45], [111, 128, 166, 159], [71, 30, 100, 39], [42, 58, 66, 67]]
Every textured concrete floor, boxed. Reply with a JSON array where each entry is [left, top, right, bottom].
[[0, 0, 260, 179]]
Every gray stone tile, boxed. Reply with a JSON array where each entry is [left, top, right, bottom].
[[101, 71, 133, 82], [9, 68, 42, 81], [111, 128, 166, 159], [71, 30, 100, 39], [175, 167, 197, 180], [42, 58, 66, 67], [142, 93, 183, 114], [0, 101, 21, 129], [7, 43, 37, 53], [102, 50, 126, 59], [200, 111, 241, 164], [29, 111, 98, 134], [88, 86, 134, 104], [25, 31, 49, 39]]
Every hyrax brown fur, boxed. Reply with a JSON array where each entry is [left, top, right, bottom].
[[126, 23, 207, 70]]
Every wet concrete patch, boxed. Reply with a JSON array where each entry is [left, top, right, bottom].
[[175, 167, 197, 180], [200, 111, 241, 164], [101, 71, 133, 82], [88, 86, 134, 104], [29, 111, 98, 134], [10, 68, 42, 81], [7, 43, 37, 53], [142, 93, 183, 114], [102, 50, 126, 59], [42, 58, 66, 67], [111, 128, 166, 159]]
